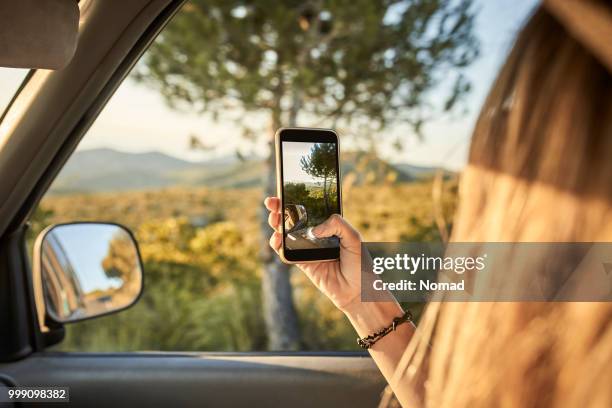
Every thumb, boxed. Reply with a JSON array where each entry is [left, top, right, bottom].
[[312, 214, 361, 246]]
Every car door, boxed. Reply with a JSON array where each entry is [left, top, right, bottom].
[[0, 1, 387, 406]]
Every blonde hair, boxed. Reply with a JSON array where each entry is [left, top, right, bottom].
[[389, 4, 612, 407]]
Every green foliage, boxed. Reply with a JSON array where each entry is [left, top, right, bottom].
[[284, 182, 310, 206], [300, 143, 337, 183], [300, 143, 337, 214], [284, 182, 337, 227], [137, 0, 479, 138], [27, 206, 54, 243], [31, 181, 457, 352], [57, 217, 267, 351], [128, 0, 478, 350], [102, 234, 138, 281]]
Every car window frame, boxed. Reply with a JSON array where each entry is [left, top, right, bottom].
[[3, 0, 188, 355]]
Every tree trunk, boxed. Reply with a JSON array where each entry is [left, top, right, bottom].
[[260, 109, 301, 350], [323, 173, 330, 213]]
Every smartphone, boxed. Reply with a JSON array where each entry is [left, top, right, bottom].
[[275, 127, 342, 263]]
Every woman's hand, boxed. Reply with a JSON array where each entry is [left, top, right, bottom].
[[265, 197, 414, 404], [264, 196, 362, 312]]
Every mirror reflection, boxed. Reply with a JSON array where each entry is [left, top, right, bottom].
[[40, 223, 143, 323], [284, 204, 308, 233]]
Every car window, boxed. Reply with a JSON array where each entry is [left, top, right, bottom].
[[0, 68, 29, 120], [31, 0, 536, 352]]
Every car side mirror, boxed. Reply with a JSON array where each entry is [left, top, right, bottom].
[[284, 204, 308, 233], [33, 223, 143, 325]]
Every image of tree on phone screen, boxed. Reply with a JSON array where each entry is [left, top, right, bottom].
[[282, 142, 339, 250]]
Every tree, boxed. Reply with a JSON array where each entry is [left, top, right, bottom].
[[102, 233, 138, 282], [300, 143, 337, 213], [284, 182, 310, 206], [135, 0, 479, 350]]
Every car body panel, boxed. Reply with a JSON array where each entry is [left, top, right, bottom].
[[0, 352, 385, 407]]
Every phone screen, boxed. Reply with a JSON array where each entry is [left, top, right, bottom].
[[279, 129, 341, 262]]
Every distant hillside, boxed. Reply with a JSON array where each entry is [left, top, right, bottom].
[[49, 148, 453, 193], [172, 159, 265, 189], [50, 148, 246, 193], [392, 163, 455, 180], [51, 148, 196, 192], [341, 151, 415, 183]]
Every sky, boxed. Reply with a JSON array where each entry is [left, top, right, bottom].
[[283, 141, 335, 184], [53, 224, 129, 293], [0, 0, 539, 171], [0, 68, 28, 113]]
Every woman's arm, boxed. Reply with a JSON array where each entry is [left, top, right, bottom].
[[343, 301, 415, 406], [264, 197, 417, 406], [343, 299, 415, 401]]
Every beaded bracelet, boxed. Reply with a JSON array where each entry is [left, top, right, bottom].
[[357, 310, 413, 349]]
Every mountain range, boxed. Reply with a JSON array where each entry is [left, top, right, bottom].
[[49, 148, 452, 194]]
